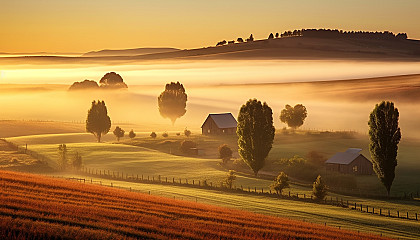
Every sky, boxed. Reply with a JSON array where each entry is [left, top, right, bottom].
[[1, 0, 419, 53]]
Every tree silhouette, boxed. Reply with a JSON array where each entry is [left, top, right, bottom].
[[368, 101, 401, 196], [224, 170, 236, 189], [268, 33, 274, 39], [184, 128, 191, 137], [58, 144, 67, 170], [237, 37, 244, 43], [128, 129, 136, 139], [86, 100, 111, 142], [247, 34, 254, 42], [275, 33, 279, 38], [69, 80, 99, 91], [150, 132, 157, 138], [158, 81, 187, 125], [237, 99, 275, 176], [218, 144, 233, 164], [271, 172, 289, 194], [99, 72, 128, 89], [312, 175, 327, 201], [280, 104, 307, 129], [72, 152, 82, 170], [113, 126, 125, 142]]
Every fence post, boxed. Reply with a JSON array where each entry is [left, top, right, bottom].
[[367, 205, 368, 213], [360, 204, 363, 212], [407, 212, 409, 219], [193, 180, 195, 185], [380, 209, 382, 215], [372, 207, 374, 214], [261, 188, 263, 194], [397, 211, 399, 218], [111, 182, 113, 187], [255, 187, 257, 193], [416, 213, 418, 221], [166, 177, 168, 183], [173, 177, 175, 183], [137, 174, 139, 180], [289, 191, 290, 197]]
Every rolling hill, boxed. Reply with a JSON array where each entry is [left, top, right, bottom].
[[2, 36, 420, 65], [0, 170, 387, 240]]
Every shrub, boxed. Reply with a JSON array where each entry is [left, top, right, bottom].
[[224, 170, 236, 189], [184, 128, 191, 137], [218, 144, 233, 164], [128, 130, 136, 139], [271, 172, 289, 194], [180, 140, 197, 154], [176, 132, 180, 136], [313, 175, 328, 201], [150, 132, 157, 138], [162, 132, 168, 138]]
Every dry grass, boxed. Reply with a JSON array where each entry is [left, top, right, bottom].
[[0, 170, 389, 240]]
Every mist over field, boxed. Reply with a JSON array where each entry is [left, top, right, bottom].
[[1, 60, 420, 138]]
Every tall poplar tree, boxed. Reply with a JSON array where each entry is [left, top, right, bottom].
[[86, 100, 111, 142], [368, 101, 401, 196], [237, 99, 275, 176]]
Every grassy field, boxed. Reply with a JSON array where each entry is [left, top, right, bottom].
[[0, 170, 389, 240], [10, 129, 418, 195], [6, 132, 420, 213], [39, 172, 420, 240]]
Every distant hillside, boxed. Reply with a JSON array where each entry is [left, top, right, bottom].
[[2, 36, 420, 65], [83, 47, 180, 57], [0, 170, 387, 240]]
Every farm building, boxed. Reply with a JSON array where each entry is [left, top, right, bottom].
[[201, 113, 237, 135], [325, 148, 373, 175]]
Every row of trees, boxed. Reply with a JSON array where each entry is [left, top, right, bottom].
[[235, 98, 401, 195], [215, 28, 408, 47], [69, 72, 128, 91]]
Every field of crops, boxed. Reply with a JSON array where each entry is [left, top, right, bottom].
[[0, 170, 388, 240]]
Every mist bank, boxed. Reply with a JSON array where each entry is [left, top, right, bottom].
[[0, 74, 419, 138], [2, 60, 420, 86]]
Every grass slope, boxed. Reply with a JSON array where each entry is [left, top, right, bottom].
[[0, 170, 387, 240]]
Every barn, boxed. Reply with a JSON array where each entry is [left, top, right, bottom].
[[201, 113, 237, 135], [325, 148, 373, 175]]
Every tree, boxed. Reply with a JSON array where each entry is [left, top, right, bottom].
[[99, 72, 128, 89], [58, 144, 67, 170], [113, 126, 125, 141], [312, 175, 327, 201], [68, 80, 99, 91], [237, 37, 244, 43], [128, 129, 136, 139], [86, 100, 111, 142], [150, 132, 157, 138], [268, 33, 274, 39], [368, 101, 401, 196], [158, 81, 188, 125], [280, 104, 307, 129], [218, 144, 233, 164], [224, 170, 236, 189], [271, 172, 289, 194], [275, 32, 279, 38], [247, 34, 254, 42], [72, 152, 82, 170], [184, 128, 191, 137], [237, 99, 275, 176], [162, 132, 169, 138]]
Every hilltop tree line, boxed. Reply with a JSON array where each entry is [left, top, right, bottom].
[[215, 28, 408, 46]]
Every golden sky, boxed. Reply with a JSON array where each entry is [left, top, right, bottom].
[[1, 0, 419, 53]]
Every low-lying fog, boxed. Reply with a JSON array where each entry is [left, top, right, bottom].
[[0, 60, 419, 138]]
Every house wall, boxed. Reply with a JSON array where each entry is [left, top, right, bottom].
[[202, 118, 236, 135], [326, 155, 373, 175]]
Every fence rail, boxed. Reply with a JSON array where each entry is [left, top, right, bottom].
[[80, 166, 420, 222]]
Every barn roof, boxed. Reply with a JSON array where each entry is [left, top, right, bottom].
[[325, 148, 364, 165], [202, 113, 237, 129]]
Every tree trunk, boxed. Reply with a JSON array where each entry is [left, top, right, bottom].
[[97, 133, 102, 143]]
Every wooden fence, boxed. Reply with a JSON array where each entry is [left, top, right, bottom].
[[81, 166, 420, 222]]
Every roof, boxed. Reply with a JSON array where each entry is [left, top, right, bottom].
[[325, 148, 364, 165], [201, 113, 237, 129]]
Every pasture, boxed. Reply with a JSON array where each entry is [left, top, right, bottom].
[[0, 170, 390, 240]]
